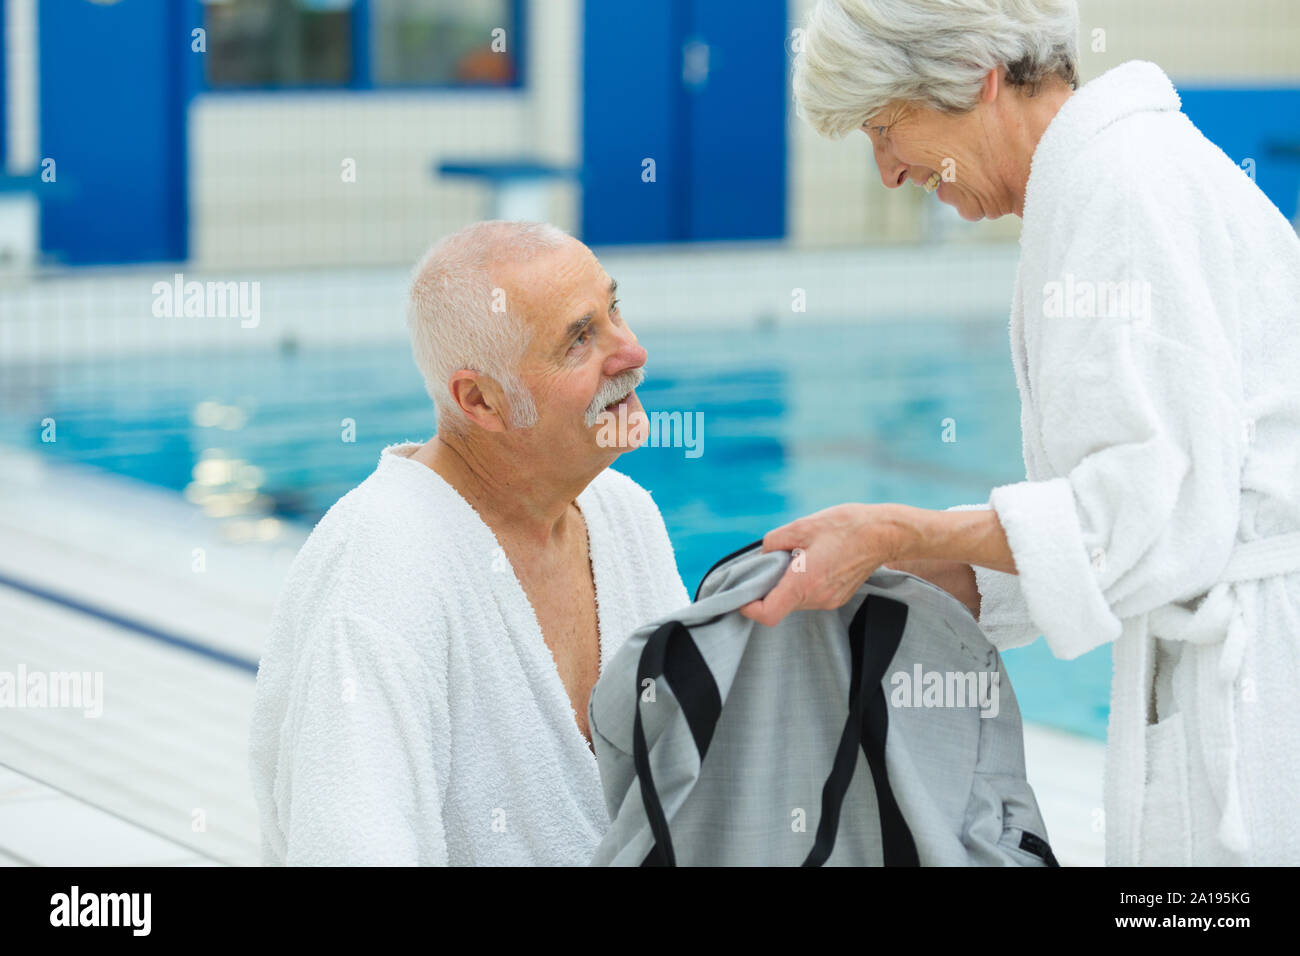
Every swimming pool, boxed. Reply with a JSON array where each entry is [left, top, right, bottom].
[[0, 317, 1111, 740]]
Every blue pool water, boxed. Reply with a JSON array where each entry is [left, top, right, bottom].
[[0, 318, 1111, 740]]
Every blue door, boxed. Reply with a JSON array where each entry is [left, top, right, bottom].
[[39, 0, 189, 265], [582, 0, 786, 245], [581, 0, 686, 244], [682, 0, 786, 241]]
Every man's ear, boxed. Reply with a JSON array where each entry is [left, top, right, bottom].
[[447, 371, 508, 433]]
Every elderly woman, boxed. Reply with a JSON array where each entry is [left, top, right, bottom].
[[742, 0, 1300, 866]]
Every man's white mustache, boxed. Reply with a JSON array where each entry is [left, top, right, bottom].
[[585, 368, 645, 427]]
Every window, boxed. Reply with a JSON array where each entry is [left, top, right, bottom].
[[201, 0, 522, 91], [372, 0, 517, 87], [204, 0, 354, 88]]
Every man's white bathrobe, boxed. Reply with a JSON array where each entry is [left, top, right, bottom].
[[968, 61, 1300, 865], [249, 442, 690, 865]]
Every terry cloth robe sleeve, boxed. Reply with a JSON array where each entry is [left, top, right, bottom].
[[990, 169, 1245, 662], [275, 612, 449, 866]]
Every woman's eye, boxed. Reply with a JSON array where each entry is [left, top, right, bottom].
[[610, 298, 620, 314]]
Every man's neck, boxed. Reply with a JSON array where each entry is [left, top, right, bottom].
[[415, 433, 595, 549]]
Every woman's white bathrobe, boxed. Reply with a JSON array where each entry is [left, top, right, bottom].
[[968, 61, 1300, 866], [249, 442, 690, 865]]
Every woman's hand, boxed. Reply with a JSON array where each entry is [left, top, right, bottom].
[[737, 503, 914, 627]]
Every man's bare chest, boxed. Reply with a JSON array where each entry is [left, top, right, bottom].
[[505, 527, 601, 740]]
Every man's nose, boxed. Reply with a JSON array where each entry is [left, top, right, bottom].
[[604, 323, 647, 375]]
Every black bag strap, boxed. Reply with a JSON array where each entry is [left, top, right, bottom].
[[852, 596, 920, 866], [632, 593, 919, 867], [633, 620, 723, 866]]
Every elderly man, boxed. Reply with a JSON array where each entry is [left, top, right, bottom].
[[249, 220, 689, 865]]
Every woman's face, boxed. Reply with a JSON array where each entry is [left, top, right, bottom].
[[862, 99, 1016, 221]]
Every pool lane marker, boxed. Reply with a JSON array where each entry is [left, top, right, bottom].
[[0, 570, 259, 676]]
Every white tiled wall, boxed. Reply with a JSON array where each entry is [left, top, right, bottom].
[[1078, 0, 1300, 82]]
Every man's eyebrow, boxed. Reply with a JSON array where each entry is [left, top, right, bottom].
[[556, 279, 619, 351], [559, 315, 592, 348]]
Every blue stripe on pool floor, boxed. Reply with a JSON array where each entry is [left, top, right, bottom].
[[0, 571, 259, 676]]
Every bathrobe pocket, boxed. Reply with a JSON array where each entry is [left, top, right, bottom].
[[1139, 711, 1192, 866]]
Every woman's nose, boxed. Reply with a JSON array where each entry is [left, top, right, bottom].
[[873, 143, 909, 189], [878, 157, 909, 189]]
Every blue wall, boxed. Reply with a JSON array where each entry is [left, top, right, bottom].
[[1180, 87, 1300, 222]]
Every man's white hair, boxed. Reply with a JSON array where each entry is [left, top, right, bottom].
[[793, 0, 1080, 140], [406, 220, 573, 434]]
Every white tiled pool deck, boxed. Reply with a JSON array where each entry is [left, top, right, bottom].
[[0, 446, 302, 866], [0, 445, 1106, 867], [0, 764, 221, 866]]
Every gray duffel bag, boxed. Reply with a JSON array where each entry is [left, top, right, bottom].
[[588, 541, 1059, 867]]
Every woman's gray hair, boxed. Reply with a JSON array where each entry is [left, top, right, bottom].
[[793, 0, 1080, 140], [406, 220, 572, 434]]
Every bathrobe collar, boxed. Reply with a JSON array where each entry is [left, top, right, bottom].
[[1024, 60, 1182, 228]]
